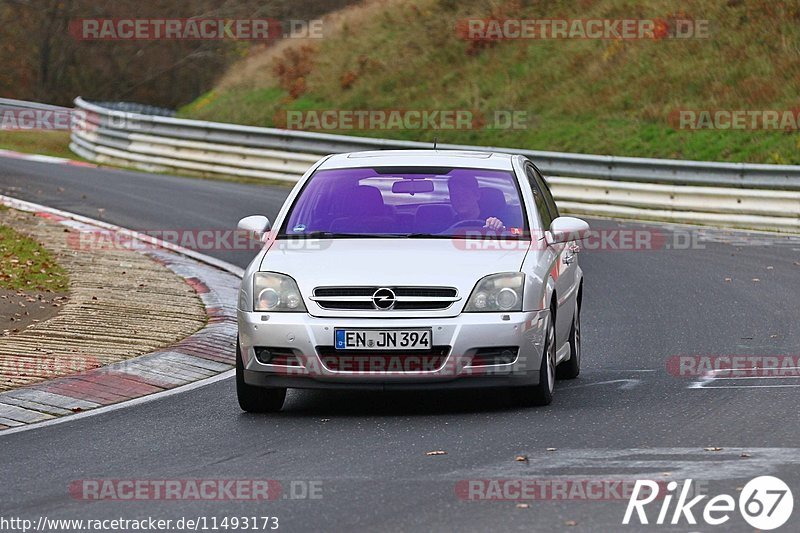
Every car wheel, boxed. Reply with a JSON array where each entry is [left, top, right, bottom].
[[512, 312, 555, 407], [556, 304, 581, 380], [236, 341, 287, 413]]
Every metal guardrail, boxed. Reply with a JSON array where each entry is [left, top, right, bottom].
[[88, 101, 176, 118], [70, 97, 800, 191], [3, 95, 794, 233], [0, 97, 70, 112]]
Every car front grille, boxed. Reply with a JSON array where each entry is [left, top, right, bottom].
[[310, 286, 459, 311], [316, 346, 451, 372]]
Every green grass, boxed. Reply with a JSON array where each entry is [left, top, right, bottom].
[[0, 225, 69, 292], [0, 131, 75, 159], [179, 0, 800, 164]]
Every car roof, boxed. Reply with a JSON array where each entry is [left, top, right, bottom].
[[318, 150, 516, 171]]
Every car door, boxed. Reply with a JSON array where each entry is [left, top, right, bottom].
[[526, 163, 577, 347]]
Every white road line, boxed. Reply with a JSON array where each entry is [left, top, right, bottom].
[[692, 383, 800, 389], [689, 366, 800, 389], [705, 366, 800, 376], [564, 379, 642, 390], [708, 375, 800, 380]]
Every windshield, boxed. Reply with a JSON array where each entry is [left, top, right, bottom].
[[281, 166, 527, 238]]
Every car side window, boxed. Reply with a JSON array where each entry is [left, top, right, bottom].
[[531, 165, 560, 220], [525, 165, 553, 229]]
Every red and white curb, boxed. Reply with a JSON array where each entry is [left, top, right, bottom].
[[0, 148, 96, 168], [0, 195, 244, 433]]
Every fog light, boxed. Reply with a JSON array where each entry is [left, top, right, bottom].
[[469, 347, 519, 366], [254, 347, 300, 366], [499, 349, 516, 364], [254, 347, 274, 364]]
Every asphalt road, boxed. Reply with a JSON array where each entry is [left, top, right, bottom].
[[1, 157, 800, 532]]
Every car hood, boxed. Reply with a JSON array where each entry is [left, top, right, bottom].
[[260, 238, 530, 316]]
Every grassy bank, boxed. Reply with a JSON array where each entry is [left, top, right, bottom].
[[0, 219, 69, 292], [0, 131, 74, 159], [180, 0, 800, 164]]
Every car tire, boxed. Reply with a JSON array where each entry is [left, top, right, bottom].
[[512, 312, 555, 407], [556, 304, 581, 380], [236, 341, 287, 413]]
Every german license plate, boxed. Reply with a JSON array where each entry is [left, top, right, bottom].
[[334, 328, 432, 350]]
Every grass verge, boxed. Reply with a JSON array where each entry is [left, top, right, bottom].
[[0, 131, 75, 159], [0, 223, 69, 292]]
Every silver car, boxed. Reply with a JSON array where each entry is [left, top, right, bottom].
[[236, 150, 589, 412]]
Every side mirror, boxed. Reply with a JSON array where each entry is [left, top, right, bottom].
[[238, 215, 271, 241], [547, 216, 590, 245]]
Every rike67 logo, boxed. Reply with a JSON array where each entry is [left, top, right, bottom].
[[623, 476, 793, 530]]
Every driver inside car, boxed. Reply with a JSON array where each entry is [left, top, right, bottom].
[[447, 175, 505, 231]]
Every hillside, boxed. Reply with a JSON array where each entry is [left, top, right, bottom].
[[179, 0, 800, 164]]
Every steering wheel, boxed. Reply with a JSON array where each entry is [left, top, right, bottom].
[[446, 219, 488, 231]]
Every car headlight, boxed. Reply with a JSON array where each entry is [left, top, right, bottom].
[[464, 273, 524, 312], [253, 272, 306, 312]]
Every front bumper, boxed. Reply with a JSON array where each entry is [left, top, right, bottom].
[[238, 310, 548, 390]]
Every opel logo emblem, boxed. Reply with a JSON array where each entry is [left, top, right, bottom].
[[372, 287, 396, 310]]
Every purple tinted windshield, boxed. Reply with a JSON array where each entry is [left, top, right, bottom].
[[282, 167, 527, 237]]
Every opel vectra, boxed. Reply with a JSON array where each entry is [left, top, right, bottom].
[[236, 150, 589, 412]]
